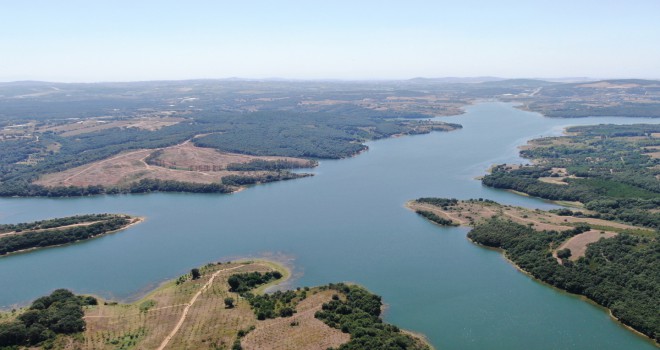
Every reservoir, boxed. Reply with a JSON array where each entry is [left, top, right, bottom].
[[0, 102, 657, 349]]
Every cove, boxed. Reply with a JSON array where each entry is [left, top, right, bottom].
[[0, 102, 657, 349]]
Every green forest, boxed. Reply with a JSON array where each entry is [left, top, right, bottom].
[[316, 283, 430, 350], [483, 124, 660, 228], [467, 218, 659, 342], [0, 214, 135, 255]]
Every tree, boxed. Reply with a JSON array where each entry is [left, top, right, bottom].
[[224, 297, 235, 308], [191, 268, 201, 280], [557, 248, 572, 260]]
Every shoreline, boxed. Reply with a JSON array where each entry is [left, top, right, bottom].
[[467, 237, 658, 346], [0, 215, 145, 258], [408, 199, 657, 345], [2, 120, 463, 200]]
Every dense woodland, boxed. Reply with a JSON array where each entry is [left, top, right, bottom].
[[483, 124, 660, 228], [414, 210, 458, 226], [0, 289, 95, 348], [467, 218, 659, 342], [0, 214, 134, 255], [227, 271, 283, 294], [316, 283, 430, 350]]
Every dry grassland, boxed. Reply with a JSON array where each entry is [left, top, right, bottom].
[[57, 260, 348, 350]]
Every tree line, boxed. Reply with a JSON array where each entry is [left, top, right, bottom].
[[0, 215, 133, 255]]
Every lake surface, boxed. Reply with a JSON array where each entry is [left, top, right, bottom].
[[0, 102, 657, 349]]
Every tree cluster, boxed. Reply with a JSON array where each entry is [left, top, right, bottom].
[[315, 283, 430, 350], [0, 289, 95, 347]]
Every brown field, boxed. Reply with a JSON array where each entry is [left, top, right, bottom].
[[47, 260, 351, 350], [407, 200, 651, 261], [556, 230, 617, 260], [38, 116, 185, 137], [241, 290, 350, 350], [34, 142, 313, 188]]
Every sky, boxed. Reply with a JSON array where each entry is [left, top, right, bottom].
[[1, 0, 660, 82]]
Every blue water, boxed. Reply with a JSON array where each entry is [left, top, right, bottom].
[[0, 102, 657, 349]]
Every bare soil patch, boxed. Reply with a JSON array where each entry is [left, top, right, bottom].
[[241, 290, 350, 350], [556, 230, 617, 260]]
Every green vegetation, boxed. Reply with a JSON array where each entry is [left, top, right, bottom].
[[0, 213, 117, 233], [245, 290, 299, 320], [468, 218, 660, 342], [227, 271, 429, 349], [416, 197, 459, 208], [483, 124, 660, 228], [221, 172, 309, 187], [226, 159, 316, 171], [414, 210, 457, 226], [0, 97, 460, 197], [0, 289, 96, 348], [0, 214, 135, 255], [227, 271, 283, 293], [105, 328, 146, 350], [316, 283, 430, 350]]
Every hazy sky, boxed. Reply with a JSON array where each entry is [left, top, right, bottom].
[[2, 0, 659, 82]]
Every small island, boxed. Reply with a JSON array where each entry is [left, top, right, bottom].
[[0, 260, 432, 349], [0, 214, 142, 256]]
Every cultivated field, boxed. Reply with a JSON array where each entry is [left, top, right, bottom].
[[34, 141, 314, 188]]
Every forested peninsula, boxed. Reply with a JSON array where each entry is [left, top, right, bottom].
[[409, 197, 659, 343], [0, 214, 141, 256]]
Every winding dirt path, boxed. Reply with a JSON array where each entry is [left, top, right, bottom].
[[156, 264, 265, 350]]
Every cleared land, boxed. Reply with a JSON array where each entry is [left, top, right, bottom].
[[38, 116, 186, 137], [241, 290, 350, 350], [66, 260, 350, 350], [34, 141, 314, 188], [556, 230, 617, 261], [407, 199, 651, 260]]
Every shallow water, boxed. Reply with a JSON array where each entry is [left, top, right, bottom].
[[0, 102, 657, 349]]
